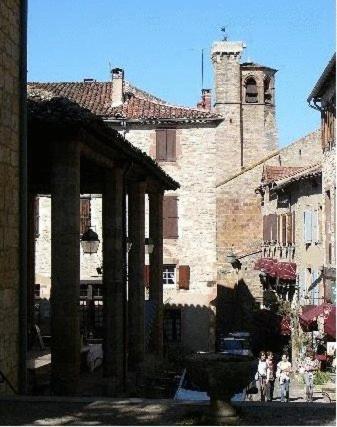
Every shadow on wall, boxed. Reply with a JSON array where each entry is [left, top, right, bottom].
[[164, 302, 215, 355], [216, 280, 289, 356]]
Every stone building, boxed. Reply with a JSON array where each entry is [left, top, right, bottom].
[[308, 54, 336, 307], [0, 0, 26, 394], [29, 40, 325, 352], [30, 39, 281, 352]]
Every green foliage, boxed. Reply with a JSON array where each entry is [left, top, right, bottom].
[[313, 370, 331, 385]]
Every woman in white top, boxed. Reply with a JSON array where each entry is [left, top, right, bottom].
[[276, 353, 292, 402], [255, 351, 267, 401]]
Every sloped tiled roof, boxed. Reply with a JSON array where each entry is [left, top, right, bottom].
[[27, 88, 180, 190], [28, 81, 221, 121], [273, 163, 322, 189], [262, 165, 307, 184]]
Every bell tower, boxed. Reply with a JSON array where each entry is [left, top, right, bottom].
[[212, 40, 278, 182]]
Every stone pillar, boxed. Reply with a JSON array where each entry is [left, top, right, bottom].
[[102, 166, 125, 393], [50, 139, 80, 395], [128, 181, 146, 372], [149, 190, 164, 356]]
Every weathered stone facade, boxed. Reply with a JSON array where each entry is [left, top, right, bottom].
[[32, 39, 327, 353], [0, 0, 22, 393]]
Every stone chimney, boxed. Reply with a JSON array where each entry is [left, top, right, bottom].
[[197, 89, 212, 111], [111, 67, 124, 106]]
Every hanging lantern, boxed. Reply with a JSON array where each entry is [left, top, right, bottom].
[[145, 237, 154, 254], [226, 250, 238, 265], [81, 228, 100, 254]]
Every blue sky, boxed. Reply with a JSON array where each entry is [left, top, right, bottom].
[[28, 0, 335, 147]]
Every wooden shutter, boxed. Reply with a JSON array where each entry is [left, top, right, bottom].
[[80, 198, 91, 235], [304, 210, 312, 243], [292, 211, 296, 244], [156, 129, 167, 161], [178, 265, 190, 290], [277, 215, 281, 243], [299, 270, 306, 304], [163, 196, 178, 239], [144, 265, 150, 288], [262, 215, 268, 241], [312, 209, 318, 243], [282, 214, 287, 245], [34, 197, 40, 238], [286, 212, 292, 245], [271, 214, 277, 241], [166, 129, 176, 161]]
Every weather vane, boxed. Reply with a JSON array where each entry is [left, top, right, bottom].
[[221, 26, 228, 41]]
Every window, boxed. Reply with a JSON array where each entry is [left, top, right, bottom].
[[34, 197, 40, 238], [277, 193, 290, 208], [156, 129, 176, 161], [80, 198, 91, 235], [264, 78, 272, 104], [304, 208, 321, 245], [245, 77, 258, 103], [80, 284, 88, 298], [163, 265, 176, 286], [163, 196, 178, 239], [34, 284, 41, 298], [310, 270, 320, 305], [164, 308, 181, 342]]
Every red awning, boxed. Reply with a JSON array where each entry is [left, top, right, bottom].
[[254, 258, 263, 270], [276, 262, 297, 281], [324, 306, 336, 338], [258, 258, 277, 277], [300, 303, 334, 325]]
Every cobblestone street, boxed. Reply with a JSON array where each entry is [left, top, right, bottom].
[[0, 395, 335, 426]]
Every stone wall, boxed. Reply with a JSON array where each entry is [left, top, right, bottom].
[[216, 129, 322, 305], [0, 0, 22, 393], [322, 147, 336, 267]]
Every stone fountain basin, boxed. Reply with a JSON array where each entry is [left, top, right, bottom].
[[185, 352, 254, 401]]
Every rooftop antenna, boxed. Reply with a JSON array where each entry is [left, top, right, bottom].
[[108, 61, 112, 78], [221, 26, 228, 41]]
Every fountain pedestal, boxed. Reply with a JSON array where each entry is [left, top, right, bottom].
[[186, 353, 254, 425]]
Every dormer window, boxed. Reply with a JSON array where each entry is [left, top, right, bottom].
[[264, 78, 272, 104], [245, 78, 258, 103]]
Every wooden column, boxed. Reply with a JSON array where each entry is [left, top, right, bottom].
[[102, 165, 125, 393], [149, 190, 164, 356], [128, 181, 146, 372], [50, 139, 80, 395]]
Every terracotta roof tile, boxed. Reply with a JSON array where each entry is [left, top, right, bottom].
[[27, 81, 220, 121], [262, 166, 307, 184]]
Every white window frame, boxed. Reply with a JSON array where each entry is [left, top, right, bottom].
[[163, 265, 176, 287]]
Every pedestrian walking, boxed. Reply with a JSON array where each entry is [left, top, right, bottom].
[[276, 353, 292, 402], [255, 351, 267, 402], [301, 349, 320, 402], [266, 351, 276, 401]]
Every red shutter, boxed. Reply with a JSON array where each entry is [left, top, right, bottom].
[[282, 214, 287, 245], [80, 198, 91, 235], [277, 215, 280, 243], [166, 129, 176, 161], [163, 196, 178, 239], [286, 212, 292, 244], [178, 265, 190, 290], [156, 129, 167, 161], [263, 215, 268, 242], [144, 265, 150, 288], [271, 214, 277, 241]]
